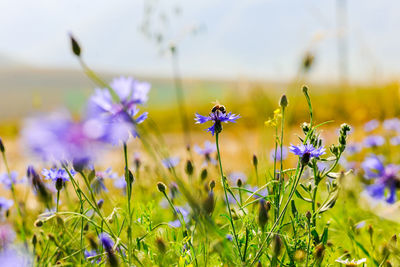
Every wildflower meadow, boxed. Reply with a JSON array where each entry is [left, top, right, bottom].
[[2, 2, 400, 266]]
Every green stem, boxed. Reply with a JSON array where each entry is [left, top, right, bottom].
[[215, 133, 243, 262], [251, 165, 305, 265], [123, 143, 133, 266], [277, 107, 286, 217], [56, 190, 60, 213]]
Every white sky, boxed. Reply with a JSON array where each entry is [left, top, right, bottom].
[[1, 0, 400, 83]]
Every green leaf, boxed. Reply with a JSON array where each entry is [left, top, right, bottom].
[[295, 190, 312, 202]]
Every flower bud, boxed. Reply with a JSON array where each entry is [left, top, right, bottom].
[[314, 243, 325, 263], [0, 138, 5, 153], [202, 191, 215, 216], [55, 178, 63, 191], [185, 160, 194, 176], [200, 169, 208, 180], [156, 237, 167, 254], [237, 178, 242, 187], [69, 33, 81, 57], [306, 211, 312, 221], [257, 261, 262, 267], [32, 234, 37, 247], [34, 219, 44, 227], [279, 94, 288, 108], [302, 122, 310, 134], [272, 234, 283, 256], [258, 199, 270, 229], [252, 154, 258, 168], [368, 224, 374, 238], [157, 182, 167, 193], [209, 180, 216, 190], [97, 199, 104, 209], [302, 85, 309, 95]]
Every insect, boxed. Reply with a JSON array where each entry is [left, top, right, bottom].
[[211, 101, 226, 114]]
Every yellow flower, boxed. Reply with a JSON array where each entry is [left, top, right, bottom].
[[265, 108, 282, 127]]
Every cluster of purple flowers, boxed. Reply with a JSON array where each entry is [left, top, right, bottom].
[[21, 76, 150, 167], [362, 155, 399, 204]]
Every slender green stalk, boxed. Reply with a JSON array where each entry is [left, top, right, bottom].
[[123, 143, 133, 266], [251, 165, 305, 265], [306, 217, 311, 266], [215, 133, 243, 262], [56, 190, 60, 213], [276, 107, 286, 216]]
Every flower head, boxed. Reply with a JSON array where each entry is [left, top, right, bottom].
[[383, 118, 400, 132], [289, 144, 325, 158], [270, 147, 288, 161], [364, 119, 379, 132], [195, 105, 240, 136], [194, 141, 216, 156], [162, 156, 180, 169], [21, 110, 106, 165], [0, 198, 13, 213], [99, 233, 114, 251], [364, 135, 385, 148], [0, 172, 19, 190], [42, 168, 75, 191], [362, 155, 400, 204], [86, 76, 150, 144]]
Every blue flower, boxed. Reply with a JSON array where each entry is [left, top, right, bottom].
[[289, 144, 325, 158], [364, 119, 379, 132], [0, 172, 19, 190], [84, 250, 101, 264], [21, 110, 106, 165], [195, 107, 240, 136], [86, 76, 150, 144], [228, 172, 247, 185], [99, 233, 114, 251], [270, 146, 288, 161], [364, 135, 385, 148], [42, 168, 75, 183], [162, 157, 180, 169], [362, 155, 400, 204], [346, 143, 362, 155], [168, 206, 190, 228], [113, 176, 127, 191], [0, 247, 32, 266], [383, 118, 400, 132], [194, 141, 216, 155], [0, 197, 13, 212], [390, 136, 400, 146]]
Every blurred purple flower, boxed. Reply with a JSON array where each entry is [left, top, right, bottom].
[[99, 233, 114, 251], [162, 156, 180, 169], [362, 155, 400, 204], [84, 250, 101, 264], [195, 109, 240, 136], [0, 172, 19, 190], [86, 76, 150, 144], [194, 141, 216, 155], [0, 224, 16, 250], [113, 176, 127, 190], [383, 118, 400, 132], [21, 111, 106, 164], [169, 206, 190, 228], [346, 143, 362, 155], [0, 198, 13, 213], [390, 136, 400, 146], [364, 135, 385, 148], [245, 185, 268, 199], [364, 119, 379, 132], [270, 146, 288, 161], [0, 248, 32, 266], [289, 144, 325, 158], [228, 172, 247, 185]]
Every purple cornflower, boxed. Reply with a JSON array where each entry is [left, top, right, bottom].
[[21, 111, 106, 165], [0, 224, 16, 250], [289, 144, 325, 158], [364, 135, 385, 148], [0, 248, 32, 266], [228, 172, 247, 185], [195, 106, 240, 136], [346, 143, 362, 155], [86, 76, 150, 144], [113, 176, 127, 191], [270, 146, 288, 161], [390, 136, 400, 146], [42, 168, 75, 191], [194, 141, 216, 155], [42, 168, 74, 183], [0, 198, 13, 213], [162, 156, 180, 169], [99, 233, 114, 251], [383, 118, 400, 132], [84, 250, 101, 264], [364, 119, 379, 132], [0, 172, 19, 190], [362, 155, 400, 204], [169, 206, 190, 228], [195, 141, 217, 166]]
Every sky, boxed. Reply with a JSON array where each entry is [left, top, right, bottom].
[[1, 0, 400, 83]]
